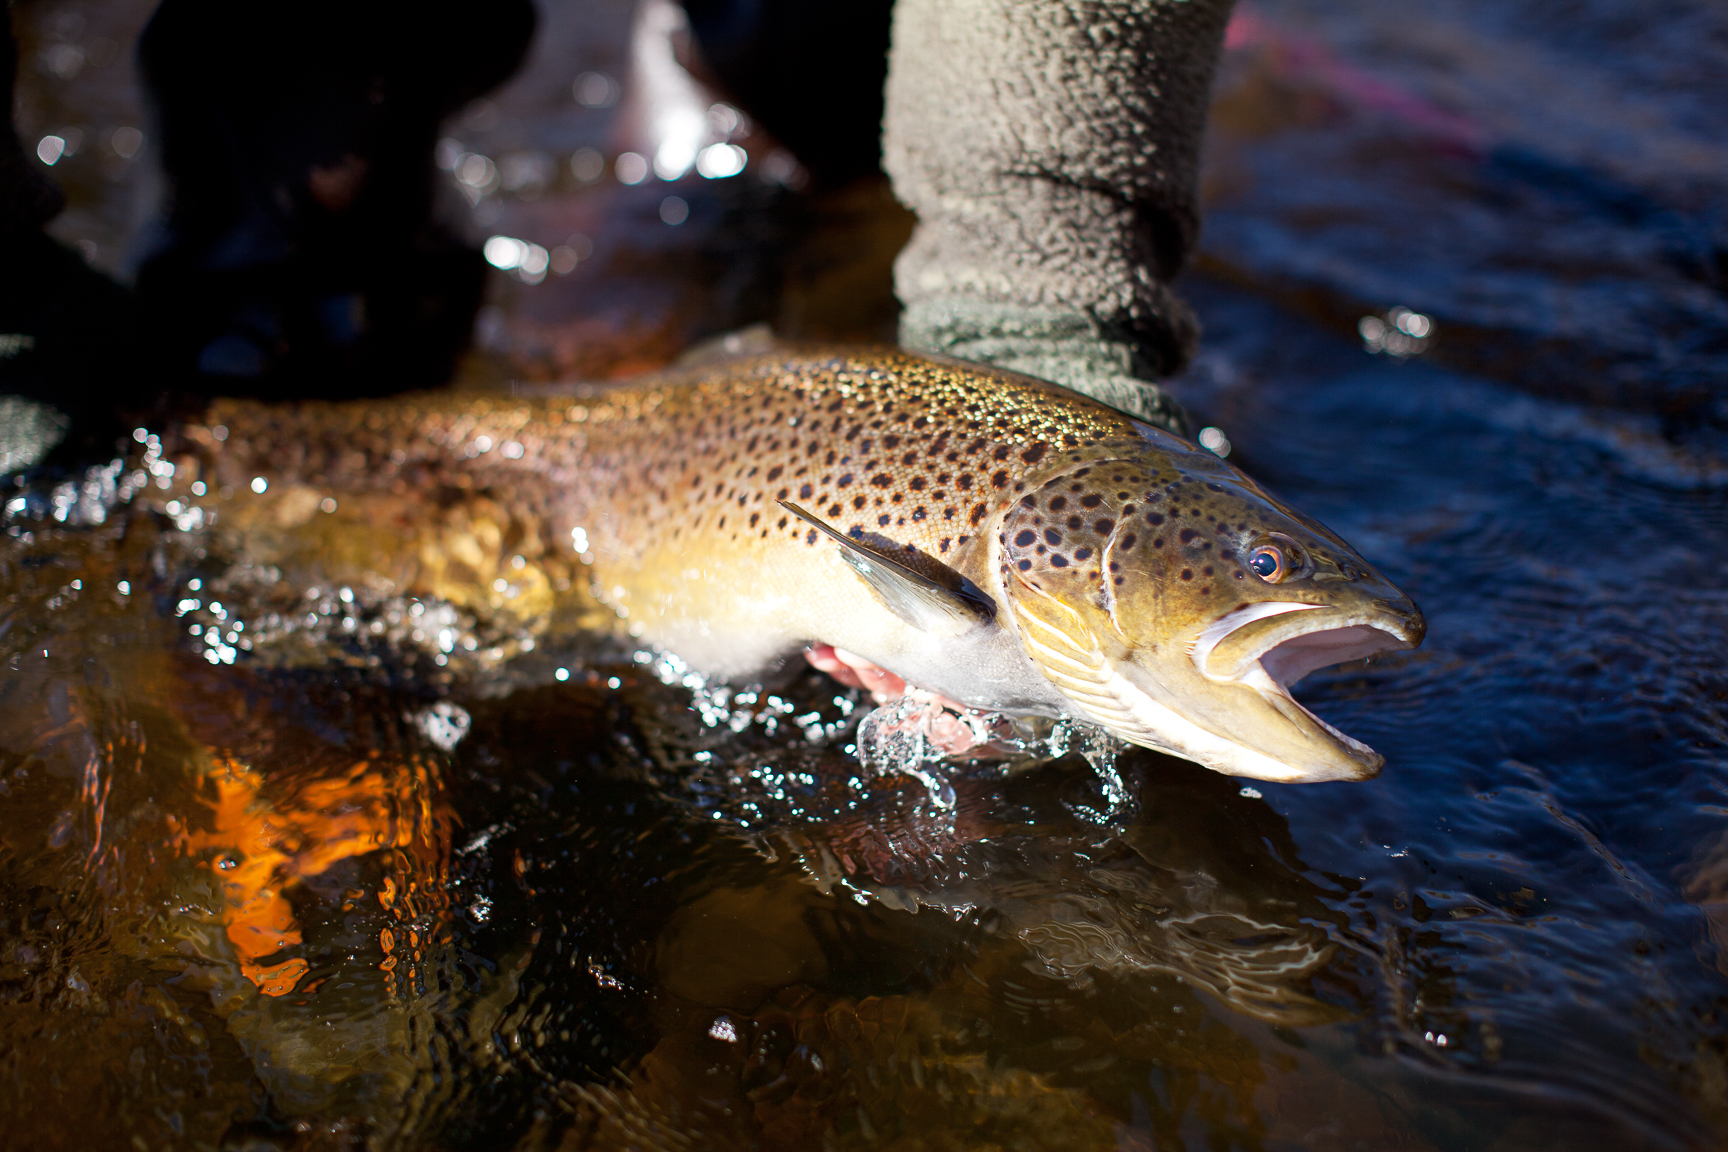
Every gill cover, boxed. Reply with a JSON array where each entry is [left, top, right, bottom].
[[998, 465, 1192, 749]]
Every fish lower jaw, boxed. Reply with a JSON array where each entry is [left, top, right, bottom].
[[1234, 665, 1381, 762]]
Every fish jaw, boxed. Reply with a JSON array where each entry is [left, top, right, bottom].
[[1007, 590, 1414, 782], [1159, 601, 1422, 779]]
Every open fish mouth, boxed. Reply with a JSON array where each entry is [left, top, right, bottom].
[[1014, 596, 1422, 783], [1182, 600, 1424, 776]]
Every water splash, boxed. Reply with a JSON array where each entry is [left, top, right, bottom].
[[854, 694, 1130, 819], [645, 648, 858, 744], [645, 649, 1129, 819]]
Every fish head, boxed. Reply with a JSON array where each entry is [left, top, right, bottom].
[[997, 430, 1423, 783]]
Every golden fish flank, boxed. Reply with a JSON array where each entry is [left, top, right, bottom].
[[190, 348, 1424, 783]]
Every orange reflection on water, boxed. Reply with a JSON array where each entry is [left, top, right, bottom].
[[171, 752, 453, 998]]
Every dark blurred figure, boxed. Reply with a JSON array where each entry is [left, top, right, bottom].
[[0, 3, 139, 471], [680, 0, 892, 190], [135, 0, 534, 399]]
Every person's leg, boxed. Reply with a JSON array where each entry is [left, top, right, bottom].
[[0, 4, 138, 472], [135, 0, 536, 398], [883, 0, 1236, 433]]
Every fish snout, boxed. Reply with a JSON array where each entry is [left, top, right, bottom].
[[1370, 596, 1426, 647]]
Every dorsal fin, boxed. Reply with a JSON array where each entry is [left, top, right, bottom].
[[779, 501, 995, 638]]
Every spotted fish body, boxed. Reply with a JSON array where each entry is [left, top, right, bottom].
[[185, 348, 1423, 782]]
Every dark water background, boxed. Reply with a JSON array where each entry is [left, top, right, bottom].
[[4, 1, 1728, 1149]]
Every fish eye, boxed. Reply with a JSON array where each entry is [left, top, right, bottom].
[[1247, 535, 1306, 583], [1248, 546, 1284, 581]]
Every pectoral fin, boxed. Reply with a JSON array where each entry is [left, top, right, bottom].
[[779, 501, 995, 638]]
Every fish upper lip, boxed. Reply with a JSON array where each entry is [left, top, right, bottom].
[[1192, 601, 1423, 686]]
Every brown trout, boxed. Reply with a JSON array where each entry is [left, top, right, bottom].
[[169, 347, 1423, 783]]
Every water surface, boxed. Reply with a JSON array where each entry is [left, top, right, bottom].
[[5, 1, 1728, 1149]]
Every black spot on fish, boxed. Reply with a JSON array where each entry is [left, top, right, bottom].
[[992, 470, 1009, 488], [878, 514, 891, 526], [1050, 496, 1067, 511], [799, 483, 814, 499], [1018, 559, 1033, 571], [1044, 529, 1062, 545], [1074, 546, 1092, 560], [1095, 519, 1114, 535], [1022, 444, 1046, 464], [828, 504, 842, 516], [853, 495, 867, 509], [1180, 569, 1192, 581], [1050, 554, 1069, 568], [1067, 516, 1082, 530], [970, 503, 987, 525], [1180, 528, 1199, 544], [871, 473, 893, 487], [1081, 494, 1103, 508], [1015, 530, 1037, 547]]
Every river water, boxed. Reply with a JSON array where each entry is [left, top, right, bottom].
[[4, 1, 1727, 1149]]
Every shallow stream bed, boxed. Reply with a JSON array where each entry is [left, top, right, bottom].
[[5, 1, 1728, 1149]]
